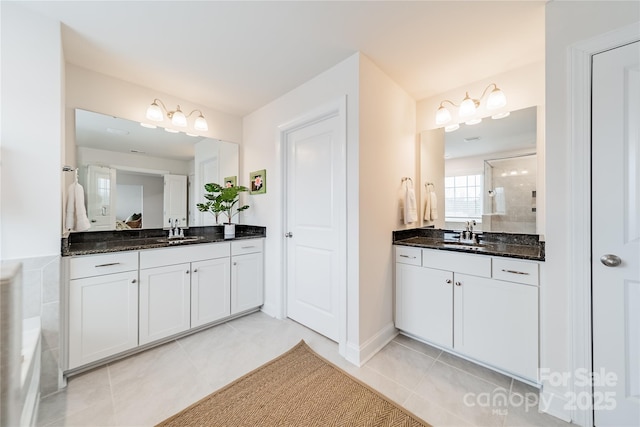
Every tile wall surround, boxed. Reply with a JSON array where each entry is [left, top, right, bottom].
[[17, 254, 61, 397], [483, 156, 537, 234]]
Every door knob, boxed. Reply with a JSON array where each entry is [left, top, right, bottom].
[[600, 254, 622, 267], [285, 232, 293, 238], [445, 279, 452, 284], [455, 281, 462, 286]]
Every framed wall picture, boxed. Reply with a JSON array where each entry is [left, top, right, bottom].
[[223, 176, 237, 188], [250, 169, 266, 194]]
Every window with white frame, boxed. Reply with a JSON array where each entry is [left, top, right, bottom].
[[444, 174, 482, 220]]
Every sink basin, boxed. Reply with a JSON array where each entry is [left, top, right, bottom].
[[441, 242, 484, 251], [157, 236, 205, 244]]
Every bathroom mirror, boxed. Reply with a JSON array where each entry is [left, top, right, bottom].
[[74, 109, 239, 231], [420, 106, 539, 234]]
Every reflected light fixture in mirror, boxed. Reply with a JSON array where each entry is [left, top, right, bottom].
[[435, 83, 508, 130], [144, 98, 209, 132]]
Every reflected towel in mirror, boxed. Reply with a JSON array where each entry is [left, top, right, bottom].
[[65, 182, 91, 232], [424, 183, 438, 221]]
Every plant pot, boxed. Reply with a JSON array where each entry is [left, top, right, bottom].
[[224, 223, 236, 239]]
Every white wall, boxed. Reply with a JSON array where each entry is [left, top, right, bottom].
[[0, 1, 65, 397], [358, 55, 416, 354], [242, 53, 360, 352], [242, 52, 416, 363], [416, 63, 545, 233], [544, 1, 640, 421], [416, 62, 544, 132], [0, 2, 64, 260], [64, 65, 243, 207]]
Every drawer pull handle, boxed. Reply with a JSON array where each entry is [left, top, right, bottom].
[[501, 269, 529, 275], [455, 281, 462, 286], [399, 255, 416, 259], [193, 269, 198, 273], [241, 246, 255, 249], [445, 279, 452, 284], [131, 279, 137, 284], [95, 262, 121, 268]]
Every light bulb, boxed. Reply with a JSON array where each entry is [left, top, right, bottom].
[[164, 128, 179, 133], [465, 118, 482, 126], [444, 124, 460, 132], [487, 86, 507, 110], [171, 107, 187, 127], [194, 114, 208, 131], [435, 105, 452, 125], [459, 93, 477, 117], [491, 112, 510, 120], [146, 102, 164, 122], [140, 122, 157, 129]]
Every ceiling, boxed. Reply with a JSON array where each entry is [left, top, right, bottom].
[[23, 1, 545, 117]]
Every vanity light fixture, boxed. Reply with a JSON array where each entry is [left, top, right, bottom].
[[145, 98, 209, 132], [435, 83, 507, 128]]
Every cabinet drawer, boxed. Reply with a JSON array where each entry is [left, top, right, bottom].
[[492, 258, 539, 286], [70, 251, 138, 279], [140, 242, 230, 269], [422, 249, 491, 278], [231, 239, 264, 256], [395, 246, 422, 266]]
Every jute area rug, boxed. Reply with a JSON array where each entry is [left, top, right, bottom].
[[157, 340, 431, 426]]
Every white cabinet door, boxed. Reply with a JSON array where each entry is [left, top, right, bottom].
[[163, 174, 187, 228], [395, 263, 453, 348], [69, 271, 138, 369], [453, 273, 538, 380], [139, 264, 191, 345], [191, 258, 231, 328], [231, 252, 264, 315]]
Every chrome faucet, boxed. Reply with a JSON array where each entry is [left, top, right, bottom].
[[461, 220, 478, 243], [168, 218, 183, 238]]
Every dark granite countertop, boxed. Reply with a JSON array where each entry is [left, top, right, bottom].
[[392, 228, 544, 261], [62, 225, 266, 257]]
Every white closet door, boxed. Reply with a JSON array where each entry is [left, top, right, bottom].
[[592, 40, 640, 427], [284, 109, 346, 342]]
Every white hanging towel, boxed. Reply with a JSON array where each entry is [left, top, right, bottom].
[[424, 183, 439, 221], [404, 180, 418, 225], [65, 182, 91, 232]]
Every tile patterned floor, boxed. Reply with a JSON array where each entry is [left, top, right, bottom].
[[37, 312, 573, 427]]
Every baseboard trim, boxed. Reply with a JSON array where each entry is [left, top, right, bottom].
[[260, 303, 280, 319], [539, 389, 573, 423], [345, 322, 398, 367]]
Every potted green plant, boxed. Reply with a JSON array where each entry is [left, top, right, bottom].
[[197, 183, 249, 238], [196, 183, 225, 224]]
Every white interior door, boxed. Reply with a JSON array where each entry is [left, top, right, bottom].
[[163, 174, 187, 228], [86, 165, 116, 230], [285, 110, 345, 342], [592, 40, 640, 427]]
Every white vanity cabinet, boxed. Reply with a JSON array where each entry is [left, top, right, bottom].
[[191, 257, 231, 327], [64, 238, 264, 373], [138, 263, 191, 345], [453, 270, 539, 380], [394, 246, 540, 382], [138, 242, 230, 344], [68, 252, 139, 369], [231, 240, 264, 315], [395, 246, 453, 348]]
